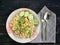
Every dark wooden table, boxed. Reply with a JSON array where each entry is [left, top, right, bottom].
[[0, 0, 60, 45]]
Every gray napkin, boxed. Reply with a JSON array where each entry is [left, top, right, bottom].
[[31, 6, 56, 43]]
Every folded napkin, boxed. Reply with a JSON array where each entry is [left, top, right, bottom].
[[31, 6, 56, 43]]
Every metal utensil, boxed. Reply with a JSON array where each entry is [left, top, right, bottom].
[[41, 12, 50, 41]]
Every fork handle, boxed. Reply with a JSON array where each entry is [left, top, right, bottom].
[[45, 21, 47, 41], [43, 21, 47, 41]]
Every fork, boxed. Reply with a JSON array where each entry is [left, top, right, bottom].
[[41, 12, 50, 41]]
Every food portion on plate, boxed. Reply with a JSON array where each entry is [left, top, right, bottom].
[[9, 10, 39, 38]]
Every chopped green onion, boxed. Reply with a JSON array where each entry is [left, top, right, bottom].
[[34, 19, 39, 26], [21, 27, 28, 32], [15, 24, 19, 30], [29, 30, 32, 37], [24, 12, 29, 17], [19, 11, 24, 16], [18, 17, 25, 24], [28, 14, 33, 20]]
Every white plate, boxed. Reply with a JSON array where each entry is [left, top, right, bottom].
[[6, 8, 41, 43]]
